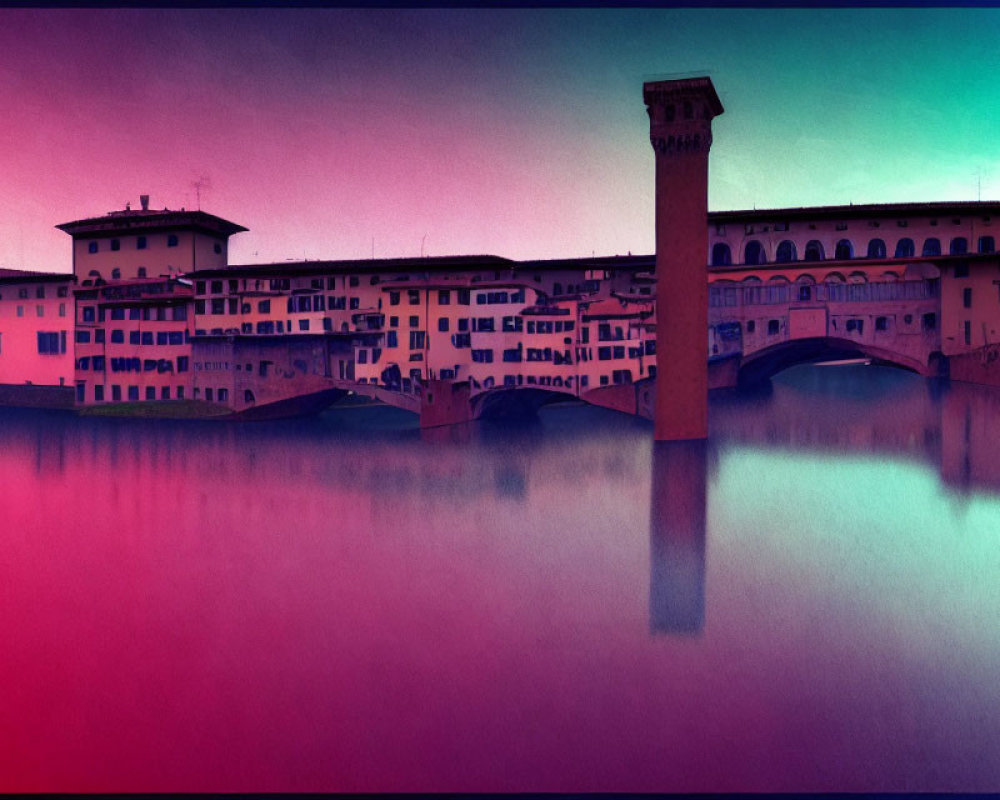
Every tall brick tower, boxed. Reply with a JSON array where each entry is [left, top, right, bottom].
[[643, 77, 723, 441]]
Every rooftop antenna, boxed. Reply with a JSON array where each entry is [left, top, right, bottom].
[[372, 236, 375, 260], [421, 234, 426, 258], [192, 175, 211, 210]]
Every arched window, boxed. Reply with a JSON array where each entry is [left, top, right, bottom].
[[835, 239, 854, 260], [894, 238, 915, 258], [167, 234, 179, 247], [880, 271, 899, 281], [950, 237, 968, 255], [111, 268, 121, 280], [867, 238, 886, 258], [775, 240, 797, 263], [744, 240, 767, 265], [804, 240, 825, 262], [848, 271, 868, 283], [711, 243, 732, 266], [741, 276, 762, 283], [137, 267, 147, 278], [922, 237, 941, 256], [979, 236, 995, 254], [796, 274, 815, 301]]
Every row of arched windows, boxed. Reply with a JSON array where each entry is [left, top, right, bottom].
[[712, 235, 996, 267]]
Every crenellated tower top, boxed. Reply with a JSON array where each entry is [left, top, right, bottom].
[[643, 76, 724, 157]]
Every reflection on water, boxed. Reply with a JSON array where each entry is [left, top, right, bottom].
[[649, 440, 707, 635], [2, 367, 1000, 792]]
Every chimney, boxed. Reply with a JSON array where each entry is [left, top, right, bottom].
[[140, 194, 149, 211]]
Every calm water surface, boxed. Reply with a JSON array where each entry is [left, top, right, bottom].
[[2, 364, 1000, 792]]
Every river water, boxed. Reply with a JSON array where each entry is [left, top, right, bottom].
[[1, 364, 999, 792]]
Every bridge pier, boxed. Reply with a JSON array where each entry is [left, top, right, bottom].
[[419, 378, 473, 429], [644, 76, 724, 441]]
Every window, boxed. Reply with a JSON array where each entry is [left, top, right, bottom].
[[775, 241, 796, 263], [804, 240, 825, 261], [389, 291, 400, 306], [137, 236, 147, 250], [875, 316, 888, 331], [438, 290, 450, 305], [458, 289, 471, 305], [350, 297, 359, 309], [110, 308, 125, 321], [950, 237, 969, 255], [36, 305, 44, 317], [409, 331, 425, 349], [141, 332, 153, 345], [161, 387, 170, 400], [112, 385, 121, 402], [37, 331, 66, 355], [95, 329, 105, 343], [767, 319, 780, 335], [298, 319, 309, 331], [113, 330, 126, 344], [979, 236, 995, 254], [145, 386, 155, 401], [57, 286, 68, 298], [211, 299, 225, 315], [75, 331, 91, 343], [88, 241, 98, 254], [954, 261, 969, 278], [710, 243, 732, 266], [386, 331, 398, 348], [744, 240, 766, 265], [922, 238, 941, 256], [835, 239, 854, 260], [747, 320, 755, 333], [167, 234, 179, 247], [965, 320, 972, 346], [111, 268, 121, 280], [218, 388, 229, 403], [177, 356, 189, 372], [110, 239, 120, 251], [894, 238, 915, 258], [214, 243, 222, 254], [922, 313, 937, 331], [409, 315, 419, 327], [471, 349, 494, 363], [964, 287, 973, 308], [867, 239, 886, 258], [82, 306, 95, 323], [438, 318, 449, 332], [408, 290, 420, 305]]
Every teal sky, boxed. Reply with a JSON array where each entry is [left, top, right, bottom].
[[1, 8, 998, 268]]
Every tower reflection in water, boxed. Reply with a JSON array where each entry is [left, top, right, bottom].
[[649, 439, 708, 636]]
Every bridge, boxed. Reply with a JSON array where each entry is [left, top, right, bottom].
[[706, 260, 944, 387]]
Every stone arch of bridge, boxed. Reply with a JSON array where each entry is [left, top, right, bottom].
[[737, 336, 933, 385], [472, 386, 578, 420]]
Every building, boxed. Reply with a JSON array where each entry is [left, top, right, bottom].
[[0, 197, 996, 420]]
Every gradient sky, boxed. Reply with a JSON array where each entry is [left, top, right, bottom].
[[2, 8, 999, 272]]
